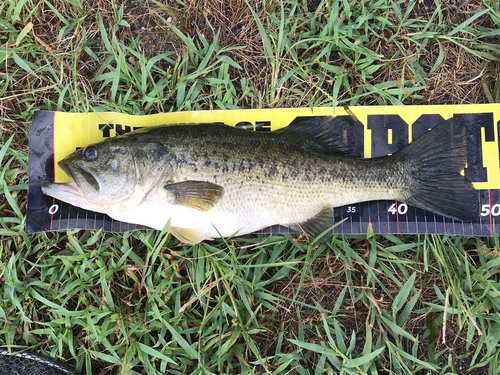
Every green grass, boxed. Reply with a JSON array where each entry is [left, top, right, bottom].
[[1, 0, 500, 374]]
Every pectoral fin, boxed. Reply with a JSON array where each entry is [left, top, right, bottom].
[[170, 226, 207, 244], [289, 206, 334, 241], [165, 181, 224, 211]]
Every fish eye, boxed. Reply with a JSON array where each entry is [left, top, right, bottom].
[[84, 146, 98, 161]]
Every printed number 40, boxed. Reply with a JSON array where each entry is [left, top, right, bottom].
[[388, 203, 408, 215], [480, 204, 500, 216]]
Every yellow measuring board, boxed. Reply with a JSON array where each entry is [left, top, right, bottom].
[[27, 105, 500, 236]]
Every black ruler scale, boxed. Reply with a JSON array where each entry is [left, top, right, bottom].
[[27, 110, 496, 237]]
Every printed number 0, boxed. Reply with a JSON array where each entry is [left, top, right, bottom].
[[49, 204, 59, 215], [388, 203, 408, 215], [480, 204, 500, 217]]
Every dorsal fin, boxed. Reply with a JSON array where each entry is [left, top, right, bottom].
[[277, 115, 364, 157]]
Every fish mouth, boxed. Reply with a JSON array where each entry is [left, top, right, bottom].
[[42, 179, 83, 198], [42, 160, 100, 200]]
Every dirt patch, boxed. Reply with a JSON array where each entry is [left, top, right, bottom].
[[122, 0, 177, 61], [410, 0, 437, 19], [416, 44, 497, 105], [185, 0, 274, 95], [443, 319, 487, 375]]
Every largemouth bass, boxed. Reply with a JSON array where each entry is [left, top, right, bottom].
[[42, 117, 477, 243]]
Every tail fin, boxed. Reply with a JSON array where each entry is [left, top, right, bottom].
[[399, 119, 478, 221]]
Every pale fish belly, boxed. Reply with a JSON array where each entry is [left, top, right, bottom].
[[106, 180, 329, 238], [200, 178, 330, 237], [109, 167, 401, 239], [106, 198, 265, 238], [204, 182, 398, 237]]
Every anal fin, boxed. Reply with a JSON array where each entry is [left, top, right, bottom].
[[288, 206, 334, 241]]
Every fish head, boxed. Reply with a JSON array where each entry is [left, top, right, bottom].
[[42, 138, 142, 213]]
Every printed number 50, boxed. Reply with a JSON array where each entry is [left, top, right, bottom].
[[480, 204, 500, 216]]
